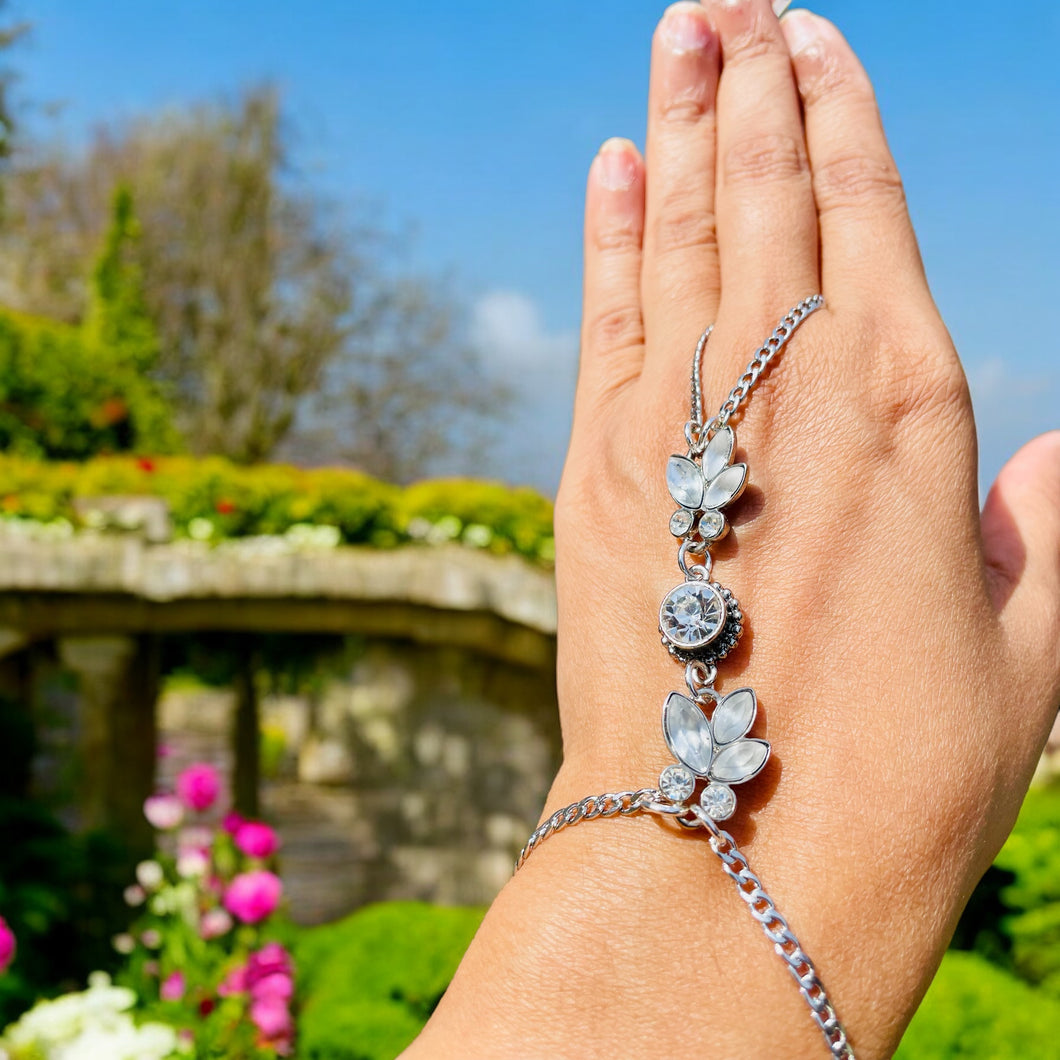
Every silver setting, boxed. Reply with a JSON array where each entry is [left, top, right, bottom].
[[669, 509, 694, 537], [661, 583, 742, 665], [700, 782, 736, 821]]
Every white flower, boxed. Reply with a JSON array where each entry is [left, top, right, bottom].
[[176, 850, 209, 878], [111, 934, 135, 955], [122, 885, 145, 907], [135, 860, 164, 891]]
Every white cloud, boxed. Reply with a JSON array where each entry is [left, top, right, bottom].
[[471, 290, 578, 371], [470, 290, 579, 494]]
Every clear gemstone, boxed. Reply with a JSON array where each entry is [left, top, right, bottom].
[[666, 455, 704, 510], [663, 693, 713, 774], [703, 463, 747, 509], [711, 688, 756, 744], [669, 509, 694, 537], [700, 783, 736, 821], [711, 739, 769, 784], [699, 510, 725, 540], [659, 764, 695, 803], [660, 582, 726, 649], [702, 426, 735, 481]]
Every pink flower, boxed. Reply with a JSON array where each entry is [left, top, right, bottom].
[[218, 963, 248, 997], [223, 811, 246, 836], [176, 762, 221, 812], [199, 907, 233, 940], [250, 995, 293, 1039], [143, 793, 184, 831], [160, 970, 185, 1001], [223, 870, 283, 924], [235, 821, 280, 859], [247, 942, 293, 982], [252, 971, 293, 1003], [0, 917, 16, 974], [178, 825, 213, 856]]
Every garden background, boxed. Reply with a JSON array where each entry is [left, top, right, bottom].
[[0, 2, 1058, 1057]]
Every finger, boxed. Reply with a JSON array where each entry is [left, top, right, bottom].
[[706, 0, 819, 322], [577, 138, 647, 409], [981, 432, 1060, 704], [641, 3, 721, 373], [780, 11, 931, 312]]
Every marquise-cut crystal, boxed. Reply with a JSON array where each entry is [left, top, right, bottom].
[[711, 688, 756, 744], [711, 739, 769, 784], [659, 763, 695, 803], [663, 693, 713, 775], [666, 455, 704, 510], [669, 509, 694, 537], [703, 463, 747, 510], [702, 426, 735, 482], [700, 783, 736, 821], [660, 581, 726, 649]]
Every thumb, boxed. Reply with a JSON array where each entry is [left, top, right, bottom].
[[981, 430, 1060, 701]]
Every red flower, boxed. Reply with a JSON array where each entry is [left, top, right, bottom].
[[137, 457, 157, 473], [215, 498, 236, 515]]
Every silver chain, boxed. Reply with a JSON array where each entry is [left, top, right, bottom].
[[688, 294, 824, 450], [516, 790, 854, 1060]]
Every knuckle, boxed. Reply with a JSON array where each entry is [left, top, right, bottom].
[[868, 334, 969, 431], [652, 194, 719, 257], [722, 9, 783, 65], [592, 216, 643, 254], [584, 304, 644, 356], [722, 132, 808, 189], [657, 91, 714, 126], [812, 151, 906, 217]]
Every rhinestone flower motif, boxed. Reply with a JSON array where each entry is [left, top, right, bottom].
[[666, 426, 746, 541], [660, 687, 769, 820]]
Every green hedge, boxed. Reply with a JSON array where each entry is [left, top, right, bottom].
[[0, 455, 555, 564], [896, 951, 1060, 1058], [295, 902, 485, 1060]]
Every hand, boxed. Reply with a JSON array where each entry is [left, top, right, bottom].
[[407, 3, 1060, 1057]]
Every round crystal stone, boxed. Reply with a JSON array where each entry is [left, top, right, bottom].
[[659, 764, 695, 803], [699, 510, 725, 540], [700, 783, 736, 821], [669, 509, 694, 537], [659, 581, 726, 650]]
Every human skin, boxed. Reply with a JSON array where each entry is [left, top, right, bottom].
[[403, 2, 1060, 1057]]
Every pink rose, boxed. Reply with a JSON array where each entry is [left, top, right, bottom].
[[235, 821, 280, 859], [176, 762, 221, 812], [199, 908, 233, 940], [252, 971, 294, 1002], [160, 970, 185, 1001], [250, 995, 293, 1039], [247, 942, 292, 982], [143, 793, 184, 830], [0, 916, 16, 974], [223, 870, 283, 924], [223, 811, 246, 836]]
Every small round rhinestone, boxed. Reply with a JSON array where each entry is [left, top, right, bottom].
[[659, 764, 696, 803], [700, 783, 736, 821]]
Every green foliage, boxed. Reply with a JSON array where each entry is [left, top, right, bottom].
[[295, 902, 484, 1060], [896, 951, 1060, 1059], [0, 187, 178, 459], [0, 455, 556, 564], [992, 782, 1060, 993]]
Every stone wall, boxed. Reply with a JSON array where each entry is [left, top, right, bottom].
[[159, 639, 561, 924]]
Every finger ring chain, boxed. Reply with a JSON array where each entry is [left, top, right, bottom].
[[517, 296, 855, 1059]]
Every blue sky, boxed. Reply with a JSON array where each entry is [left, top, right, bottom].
[[13, 0, 1060, 494]]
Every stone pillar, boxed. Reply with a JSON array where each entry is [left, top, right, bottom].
[[232, 647, 261, 817], [57, 634, 159, 852]]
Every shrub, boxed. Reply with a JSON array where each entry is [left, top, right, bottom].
[[896, 950, 1060, 1059], [295, 902, 484, 1060]]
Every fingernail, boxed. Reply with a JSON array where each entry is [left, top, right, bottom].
[[780, 9, 820, 54], [659, 2, 715, 54], [596, 139, 639, 191]]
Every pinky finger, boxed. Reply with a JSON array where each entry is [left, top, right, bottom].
[[578, 138, 646, 405]]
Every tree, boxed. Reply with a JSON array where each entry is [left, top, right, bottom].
[[0, 85, 506, 475]]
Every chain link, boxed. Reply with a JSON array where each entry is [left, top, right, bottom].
[[515, 789, 854, 1058], [689, 295, 825, 449]]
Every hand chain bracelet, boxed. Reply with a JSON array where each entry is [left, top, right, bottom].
[[516, 297, 855, 1059]]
